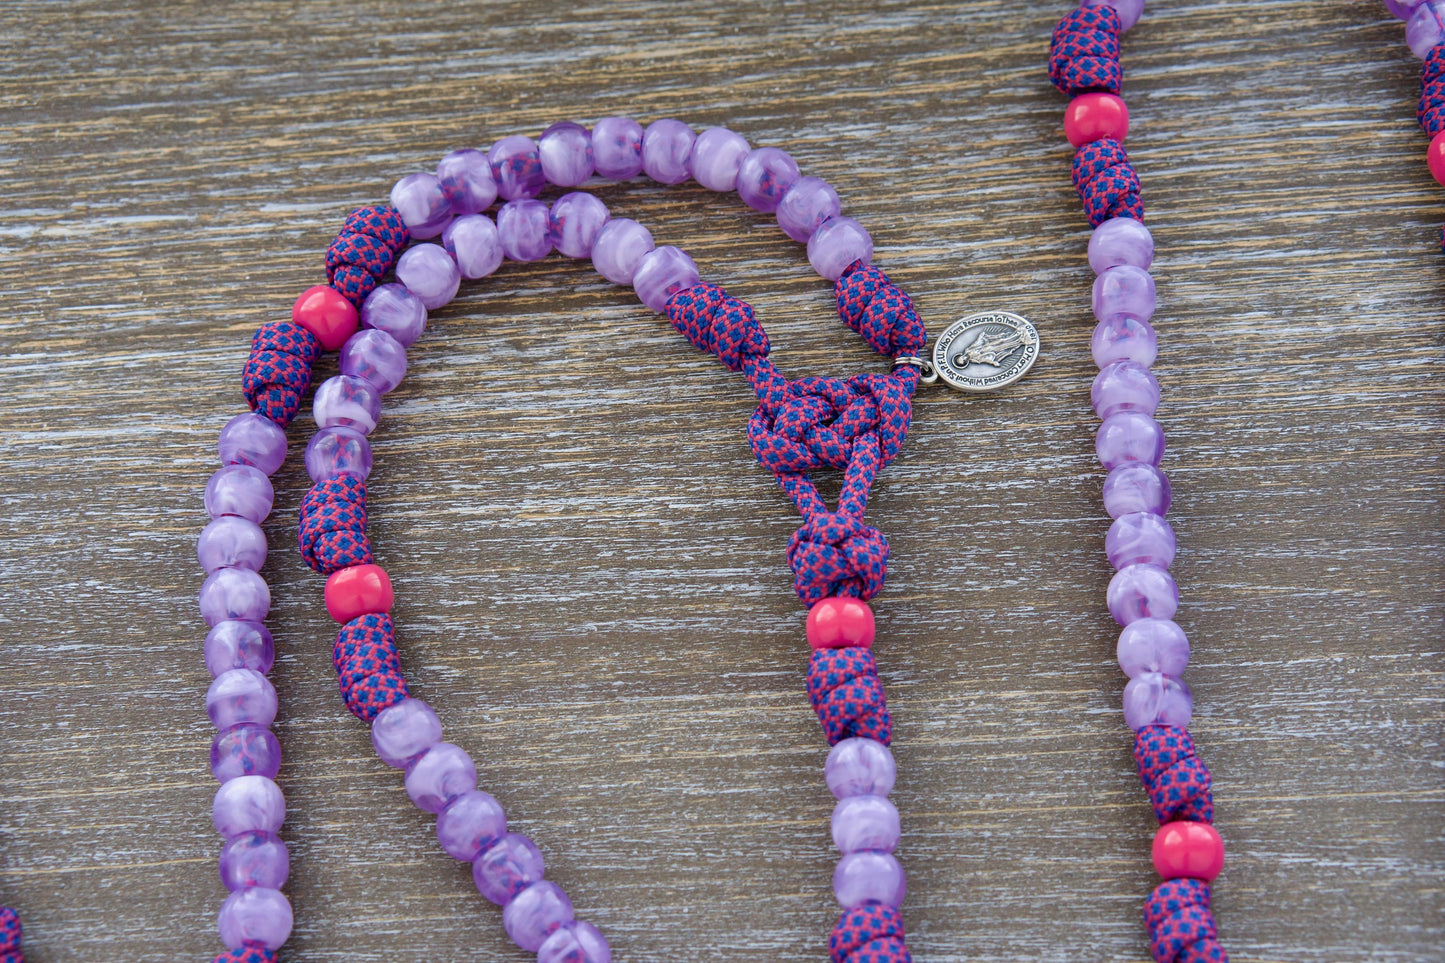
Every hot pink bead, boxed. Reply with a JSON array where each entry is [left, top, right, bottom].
[[291, 284, 359, 352], [1429, 131, 1445, 187], [1151, 820, 1225, 882], [1064, 93, 1129, 147], [324, 563, 393, 623], [806, 596, 875, 649]]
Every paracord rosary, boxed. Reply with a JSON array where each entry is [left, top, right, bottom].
[[0, 3, 1238, 961]]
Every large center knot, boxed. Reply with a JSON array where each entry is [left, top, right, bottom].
[[747, 374, 912, 477], [786, 511, 890, 604]]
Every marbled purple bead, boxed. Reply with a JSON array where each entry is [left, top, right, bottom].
[[776, 176, 841, 243], [205, 465, 274, 522], [538, 921, 612, 963], [474, 832, 545, 906], [1107, 563, 1179, 625], [1080, 0, 1144, 31], [1096, 411, 1165, 470], [1408, 0, 1445, 58], [1102, 463, 1171, 518], [549, 192, 611, 259], [436, 148, 498, 215], [504, 881, 575, 951], [371, 697, 443, 768], [404, 742, 477, 813], [833, 851, 906, 909], [204, 620, 275, 677], [340, 328, 408, 395], [212, 774, 286, 837], [1091, 361, 1159, 419], [207, 668, 278, 729], [1094, 265, 1156, 324], [808, 216, 873, 282], [1117, 618, 1190, 679], [1123, 672, 1194, 731], [488, 134, 546, 201], [312, 374, 381, 435], [395, 243, 461, 310], [825, 737, 896, 799], [219, 831, 289, 892], [197, 516, 267, 574], [211, 723, 282, 782], [688, 126, 750, 191], [736, 147, 800, 214], [304, 426, 372, 483], [1088, 216, 1154, 273], [831, 795, 901, 854], [360, 283, 427, 347], [591, 218, 655, 284], [1091, 315, 1158, 368], [443, 213, 505, 281], [642, 118, 695, 185], [218, 413, 286, 476], [497, 198, 553, 262], [538, 121, 595, 187], [390, 172, 451, 239], [632, 246, 700, 313], [437, 789, 507, 861], [591, 116, 644, 180], [217, 886, 292, 951], [1107, 511, 1176, 569], [1388, 0, 1427, 19], [199, 568, 271, 627]]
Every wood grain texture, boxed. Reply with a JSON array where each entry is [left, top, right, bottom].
[[0, 1, 1440, 960]]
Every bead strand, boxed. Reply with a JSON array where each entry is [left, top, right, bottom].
[[1050, 3, 1230, 962]]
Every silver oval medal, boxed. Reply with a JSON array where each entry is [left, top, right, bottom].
[[930, 311, 1041, 392]]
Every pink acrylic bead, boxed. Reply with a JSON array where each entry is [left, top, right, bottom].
[[1152, 820, 1225, 882], [806, 597, 875, 649], [291, 284, 359, 352], [1064, 93, 1129, 148], [324, 563, 393, 623]]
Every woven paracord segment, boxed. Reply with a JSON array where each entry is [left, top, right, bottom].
[[666, 282, 771, 371], [298, 475, 372, 574], [343, 668, 409, 721], [343, 205, 409, 253], [786, 510, 889, 604], [1048, 6, 1122, 97], [1073, 138, 1144, 226], [242, 321, 323, 427], [211, 947, 278, 963], [1135, 724, 1215, 824], [831, 905, 906, 963], [806, 646, 892, 745], [843, 939, 912, 963], [333, 613, 401, 695], [1420, 46, 1445, 135], [0, 907, 18, 954], [835, 263, 927, 358], [1144, 879, 1228, 963], [330, 263, 379, 308], [326, 232, 395, 282]]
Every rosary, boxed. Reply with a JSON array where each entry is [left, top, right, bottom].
[[4, 2, 1434, 960]]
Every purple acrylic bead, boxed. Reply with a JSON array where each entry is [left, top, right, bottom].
[[1117, 618, 1190, 679], [211, 723, 282, 782], [204, 620, 275, 677], [1107, 563, 1179, 625], [340, 328, 408, 395], [539, 121, 595, 187], [488, 134, 546, 201], [199, 567, 271, 627], [207, 668, 278, 729], [549, 192, 611, 259], [833, 851, 906, 909], [395, 242, 461, 310], [218, 412, 286, 476], [437, 789, 508, 861], [1088, 216, 1154, 273], [304, 426, 372, 483], [1106, 511, 1176, 569], [443, 213, 505, 281], [436, 148, 498, 215], [1094, 265, 1157, 324], [538, 921, 612, 963], [591, 218, 655, 284], [1096, 411, 1165, 470], [219, 831, 289, 892], [776, 176, 841, 243], [1123, 672, 1194, 731], [632, 246, 700, 313], [389, 172, 451, 239], [1102, 463, 1172, 518], [1091, 361, 1160, 419], [642, 118, 696, 185], [825, 737, 896, 799], [371, 697, 443, 768], [1408, 0, 1445, 58], [736, 147, 800, 214], [212, 774, 286, 837], [830, 795, 901, 854], [1080, 0, 1144, 32], [217, 886, 292, 951], [808, 216, 873, 282], [474, 832, 546, 906], [1091, 315, 1158, 368], [503, 881, 575, 951], [591, 116, 644, 180], [404, 742, 477, 813], [197, 516, 267, 574], [204, 465, 274, 522], [360, 283, 427, 348], [312, 374, 382, 435], [688, 126, 750, 191], [497, 198, 554, 262], [1388, 0, 1427, 19]]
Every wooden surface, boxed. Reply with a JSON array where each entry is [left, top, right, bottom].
[[0, 2, 1441, 960]]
